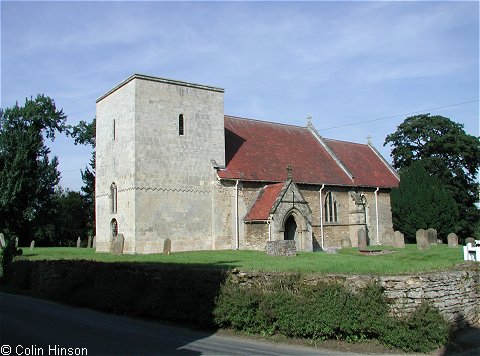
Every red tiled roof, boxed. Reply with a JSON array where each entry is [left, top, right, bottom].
[[244, 183, 284, 221], [218, 116, 399, 188], [326, 139, 399, 188], [219, 116, 353, 185]]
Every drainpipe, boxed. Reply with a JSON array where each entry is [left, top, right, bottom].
[[374, 187, 380, 245], [319, 184, 325, 250], [235, 180, 239, 250]]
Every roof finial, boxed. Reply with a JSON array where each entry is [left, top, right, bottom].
[[307, 114, 312, 126], [286, 164, 293, 179], [367, 135, 372, 145]]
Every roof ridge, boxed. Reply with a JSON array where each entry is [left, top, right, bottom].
[[225, 115, 307, 130], [325, 138, 368, 146]]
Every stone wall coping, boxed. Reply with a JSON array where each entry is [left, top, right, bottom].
[[96, 73, 225, 103]]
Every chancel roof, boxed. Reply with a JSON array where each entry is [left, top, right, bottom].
[[218, 116, 399, 189]]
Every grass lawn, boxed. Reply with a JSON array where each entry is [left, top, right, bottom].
[[18, 244, 468, 275]]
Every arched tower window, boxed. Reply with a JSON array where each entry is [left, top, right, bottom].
[[324, 191, 339, 223], [111, 219, 118, 238], [179, 114, 184, 136], [110, 182, 117, 213]]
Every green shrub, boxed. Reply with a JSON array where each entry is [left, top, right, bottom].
[[380, 302, 449, 352], [214, 276, 449, 352]]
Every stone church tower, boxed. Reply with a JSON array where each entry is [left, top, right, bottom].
[[96, 74, 226, 253]]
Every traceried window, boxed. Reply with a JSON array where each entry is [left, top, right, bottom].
[[324, 191, 339, 223], [179, 114, 184, 136], [110, 182, 117, 213], [111, 219, 118, 237]]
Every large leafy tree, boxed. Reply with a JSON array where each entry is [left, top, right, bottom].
[[0, 95, 66, 246], [384, 114, 480, 237], [391, 161, 459, 241], [67, 118, 95, 237]]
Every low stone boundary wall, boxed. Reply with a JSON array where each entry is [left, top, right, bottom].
[[4, 260, 479, 329]]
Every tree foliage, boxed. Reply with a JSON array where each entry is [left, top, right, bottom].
[[0, 95, 66, 246], [67, 118, 95, 237], [384, 114, 480, 236], [391, 161, 459, 241]]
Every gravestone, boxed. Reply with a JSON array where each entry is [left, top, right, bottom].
[[76, 236, 81, 248], [465, 237, 476, 246], [340, 237, 352, 249], [357, 229, 367, 250], [112, 233, 124, 255], [416, 229, 429, 250], [15, 237, 19, 248], [0, 233, 5, 248], [393, 231, 405, 248], [87, 236, 93, 248], [382, 229, 395, 246], [427, 228, 437, 245], [163, 238, 171, 255], [30, 240, 35, 250], [447, 233, 458, 248], [266, 240, 296, 257], [92, 236, 96, 249]]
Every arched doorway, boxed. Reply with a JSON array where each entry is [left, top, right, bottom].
[[284, 215, 297, 241]]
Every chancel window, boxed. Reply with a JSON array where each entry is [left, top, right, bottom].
[[110, 182, 117, 213], [111, 219, 118, 237], [325, 191, 339, 223]]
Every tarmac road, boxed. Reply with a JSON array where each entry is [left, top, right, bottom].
[[0, 292, 351, 356]]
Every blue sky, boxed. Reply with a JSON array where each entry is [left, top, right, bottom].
[[2, 0, 479, 191]]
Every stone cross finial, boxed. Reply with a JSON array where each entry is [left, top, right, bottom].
[[307, 115, 312, 126], [286, 164, 293, 179]]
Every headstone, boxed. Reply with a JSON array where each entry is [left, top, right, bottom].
[[416, 229, 429, 250], [0, 233, 5, 248], [92, 236, 96, 249], [15, 237, 19, 248], [382, 229, 395, 246], [76, 236, 81, 248], [30, 240, 35, 250], [163, 238, 172, 255], [112, 233, 124, 255], [340, 237, 352, 249], [87, 236, 93, 248], [465, 237, 476, 246], [447, 233, 458, 248], [266, 240, 296, 257], [393, 231, 405, 248], [427, 228, 437, 245], [357, 229, 367, 250]]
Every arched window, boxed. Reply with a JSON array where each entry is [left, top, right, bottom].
[[110, 182, 117, 213], [324, 191, 339, 223], [113, 119, 116, 141], [179, 114, 184, 136]]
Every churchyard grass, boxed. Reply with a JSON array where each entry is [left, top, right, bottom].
[[19, 244, 465, 275]]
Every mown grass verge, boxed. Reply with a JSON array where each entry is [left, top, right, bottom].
[[19, 243, 464, 274]]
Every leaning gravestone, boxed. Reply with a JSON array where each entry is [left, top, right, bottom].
[[0, 233, 5, 248], [87, 236, 93, 248], [427, 228, 437, 245], [382, 229, 395, 246], [15, 237, 19, 248], [357, 229, 367, 250], [30, 240, 35, 250], [92, 236, 96, 249], [341, 237, 352, 249], [447, 233, 458, 248], [416, 229, 429, 250], [76, 236, 82, 248], [163, 238, 171, 255], [465, 237, 476, 246], [112, 233, 124, 255], [393, 231, 405, 248]]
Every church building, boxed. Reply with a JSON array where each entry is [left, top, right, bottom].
[[95, 74, 399, 254]]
